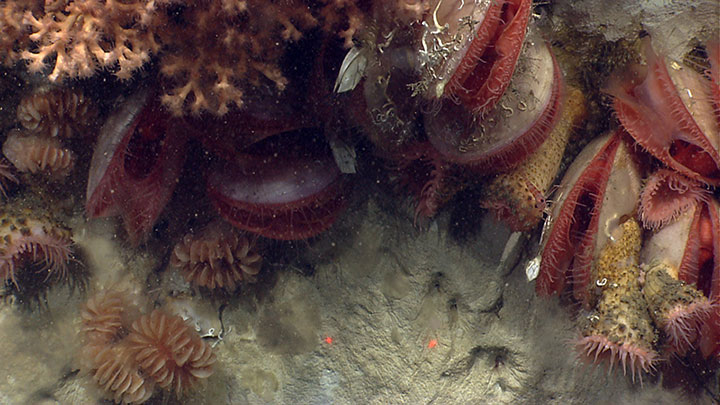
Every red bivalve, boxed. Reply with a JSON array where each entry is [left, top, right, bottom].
[[424, 31, 563, 172], [534, 130, 643, 306], [207, 133, 347, 240], [609, 39, 720, 185], [641, 196, 720, 358], [86, 89, 187, 244], [642, 196, 720, 301], [419, 0, 532, 116]]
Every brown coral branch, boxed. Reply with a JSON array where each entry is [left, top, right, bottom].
[[21, 0, 160, 81]]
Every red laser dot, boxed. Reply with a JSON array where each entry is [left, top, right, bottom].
[[428, 339, 438, 349], [324, 336, 333, 344]]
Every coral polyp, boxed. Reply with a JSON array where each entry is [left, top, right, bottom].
[[15, 86, 97, 138], [84, 344, 155, 405], [2, 130, 76, 178]]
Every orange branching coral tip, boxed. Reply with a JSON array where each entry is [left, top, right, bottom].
[[170, 221, 262, 290], [0, 1, 29, 65], [81, 290, 216, 403], [156, 0, 319, 116], [5, 1, 368, 116]]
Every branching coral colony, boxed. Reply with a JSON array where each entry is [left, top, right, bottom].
[[1, 0, 366, 116], [0, 0, 364, 402], [1, 0, 719, 402]]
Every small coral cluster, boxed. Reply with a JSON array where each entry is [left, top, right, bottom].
[[0, 0, 367, 116], [81, 289, 216, 403]]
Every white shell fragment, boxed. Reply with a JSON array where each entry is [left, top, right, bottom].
[[334, 46, 367, 93], [525, 256, 541, 282]]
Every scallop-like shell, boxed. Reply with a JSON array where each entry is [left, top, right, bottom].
[[608, 38, 720, 185], [424, 32, 562, 172], [535, 130, 643, 305]]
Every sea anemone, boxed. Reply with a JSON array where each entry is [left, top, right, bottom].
[[81, 289, 153, 404], [0, 206, 74, 289], [638, 168, 709, 230], [80, 291, 214, 402], [84, 343, 155, 405], [575, 334, 657, 382], [170, 221, 262, 290], [16, 86, 97, 138], [2, 130, 76, 177], [81, 289, 137, 345], [126, 309, 216, 397]]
